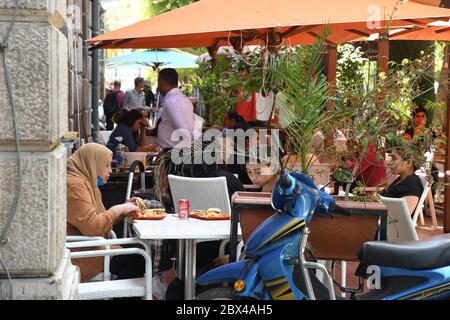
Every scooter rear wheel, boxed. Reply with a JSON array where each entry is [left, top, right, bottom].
[[196, 287, 234, 300]]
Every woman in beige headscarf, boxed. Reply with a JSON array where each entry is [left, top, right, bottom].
[[67, 143, 139, 282]]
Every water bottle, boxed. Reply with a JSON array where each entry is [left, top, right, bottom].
[[115, 137, 128, 170]]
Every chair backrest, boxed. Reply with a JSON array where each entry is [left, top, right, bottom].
[[168, 175, 232, 214], [411, 174, 431, 226], [98, 130, 113, 145], [380, 196, 418, 241]]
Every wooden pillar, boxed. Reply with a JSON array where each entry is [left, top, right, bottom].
[[445, 44, 450, 233], [377, 33, 389, 76], [207, 45, 219, 65], [327, 45, 337, 110]]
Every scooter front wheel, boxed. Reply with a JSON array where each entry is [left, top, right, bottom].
[[196, 287, 234, 300]]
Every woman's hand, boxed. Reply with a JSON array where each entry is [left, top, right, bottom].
[[109, 202, 139, 220], [119, 202, 139, 217]]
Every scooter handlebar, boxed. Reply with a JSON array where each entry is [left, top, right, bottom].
[[334, 205, 352, 217]]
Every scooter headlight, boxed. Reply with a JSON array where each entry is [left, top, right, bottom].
[[234, 280, 246, 292]]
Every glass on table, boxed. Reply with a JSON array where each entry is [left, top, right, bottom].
[[144, 199, 164, 209]]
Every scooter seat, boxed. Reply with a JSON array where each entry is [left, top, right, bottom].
[[359, 234, 450, 270]]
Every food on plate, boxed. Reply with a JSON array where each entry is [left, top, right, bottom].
[[190, 208, 226, 218], [135, 198, 147, 212], [133, 198, 166, 218], [137, 208, 166, 218]]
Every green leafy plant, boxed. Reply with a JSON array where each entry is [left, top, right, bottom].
[[332, 52, 437, 184], [148, 0, 194, 15], [191, 56, 244, 126]]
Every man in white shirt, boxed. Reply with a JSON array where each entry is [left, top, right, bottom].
[[156, 68, 194, 151], [124, 77, 145, 110]]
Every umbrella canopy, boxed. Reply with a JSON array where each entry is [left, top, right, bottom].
[[105, 49, 199, 69], [390, 22, 450, 40], [88, 0, 450, 50]]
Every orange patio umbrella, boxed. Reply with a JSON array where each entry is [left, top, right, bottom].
[[390, 23, 450, 40], [88, 0, 450, 50]]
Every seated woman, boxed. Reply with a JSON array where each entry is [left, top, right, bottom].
[[222, 111, 245, 137], [67, 143, 144, 282], [245, 145, 281, 192], [107, 109, 157, 155], [380, 148, 424, 215]]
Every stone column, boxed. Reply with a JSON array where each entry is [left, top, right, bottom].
[[0, 0, 79, 299]]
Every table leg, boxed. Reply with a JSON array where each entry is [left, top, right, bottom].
[[184, 239, 197, 300], [229, 206, 239, 263], [176, 240, 185, 280]]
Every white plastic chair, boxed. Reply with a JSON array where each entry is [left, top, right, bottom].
[[97, 130, 113, 145], [414, 150, 438, 228], [380, 196, 419, 241], [411, 174, 435, 227], [168, 175, 232, 214], [168, 175, 234, 259], [219, 239, 245, 260], [66, 237, 153, 300]]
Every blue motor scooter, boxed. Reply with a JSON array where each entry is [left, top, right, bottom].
[[196, 170, 450, 300]]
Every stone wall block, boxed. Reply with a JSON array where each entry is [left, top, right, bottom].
[[0, 250, 79, 300], [0, 144, 67, 276], [0, 22, 68, 147], [56, 28, 69, 138], [0, 0, 67, 27], [0, 0, 65, 15]]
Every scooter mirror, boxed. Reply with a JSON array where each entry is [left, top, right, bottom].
[[332, 167, 354, 184]]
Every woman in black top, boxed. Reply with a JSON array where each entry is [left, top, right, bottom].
[[381, 149, 424, 215]]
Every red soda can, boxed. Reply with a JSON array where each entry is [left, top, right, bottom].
[[178, 199, 190, 219]]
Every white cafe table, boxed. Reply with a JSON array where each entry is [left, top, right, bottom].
[[133, 214, 242, 300]]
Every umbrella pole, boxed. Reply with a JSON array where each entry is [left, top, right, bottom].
[[153, 67, 161, 127]]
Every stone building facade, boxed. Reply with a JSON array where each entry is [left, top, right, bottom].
[[0, 0, 92, 299], [67, 0, 94, 142]]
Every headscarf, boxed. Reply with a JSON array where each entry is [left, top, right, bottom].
[[67, 143, 112, 213]]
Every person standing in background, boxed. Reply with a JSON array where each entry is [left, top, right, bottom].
[[124, 77, 145, 110], [103, 80, 124, 130], [144, 80, 155, 108], [156, 68, 194, 152], [403, 106, 433, 142]]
